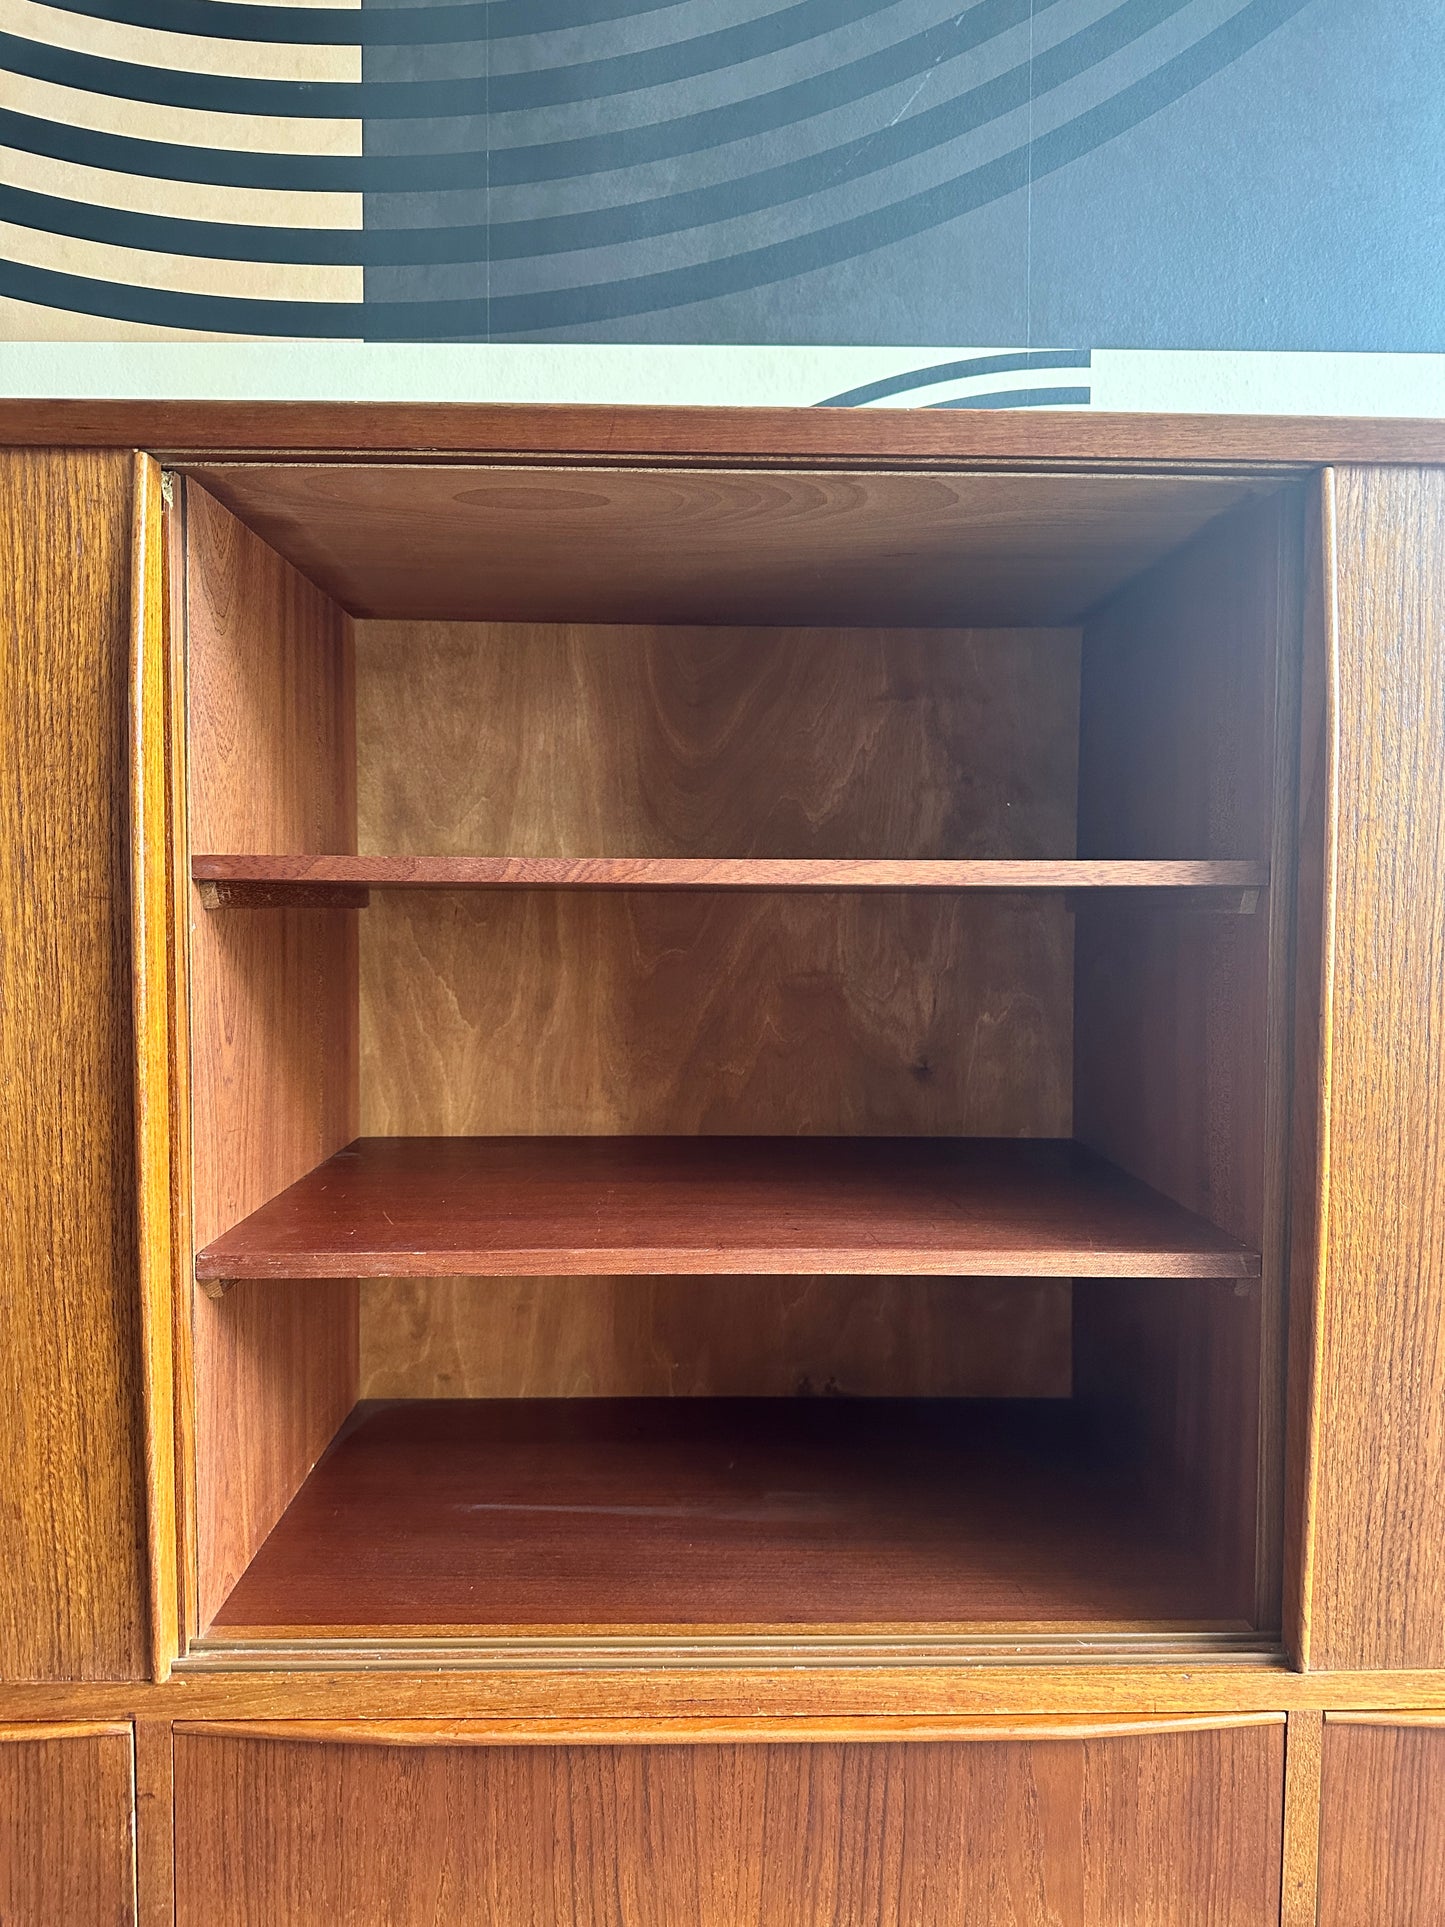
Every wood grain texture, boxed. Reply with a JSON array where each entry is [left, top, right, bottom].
[[1317, 1718, 1445, 1926], [209, 1399, 1248, 1635], [1072, 488, 1303, 1644], [192, 469, 1271, 626], [183, 480, 360, 1631], [133, 1720, 173, 1927], [354, 619, 1081, 1392], [194, 854, 1268, 898], [359, 1276, 1070, 1400], [361, 890, 1072, 1137], [6, 1668, 1445, 1727], [129, 451, 179, 1683], [1282, 470, 1338, 1671], [4, 398, 1445, 464], [197, 1136, 1260, 1282], [1307, 467, 1445, 1670], [0, 1723, 135, 1926], [1280, 1709, 1323, 1927], [0, 448, 150, 1682], [356, 622, 1081, 860], [173, 1718, 1284, 1926]]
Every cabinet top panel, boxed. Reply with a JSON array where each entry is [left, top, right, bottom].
[[2, 400, 1445, 466]]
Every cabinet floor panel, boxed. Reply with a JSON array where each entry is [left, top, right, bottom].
[[210, 1398, 1244, 1637], [195, 1137, 1260, 1283]]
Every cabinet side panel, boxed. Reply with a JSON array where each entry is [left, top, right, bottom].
[[0, 1725, 136, 1925], [1310, 467, 1445, 1670], [174, 1722, 1283, 1926], [0, 448, 149, 1682], [1318, 1719, 1445, 1926], [183, 483, 359, 1630], [1073, 487, 1305, 1635]]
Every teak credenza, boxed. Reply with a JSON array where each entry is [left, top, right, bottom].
[[3, 403, 1445, 1924]]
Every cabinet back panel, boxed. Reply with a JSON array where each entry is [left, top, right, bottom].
[[356, 622, 1080, 859], [356, 620, 1078, 1398], [360, 1276, 1070, 1400]]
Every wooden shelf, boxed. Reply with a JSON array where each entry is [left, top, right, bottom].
[[193, 853, 1268, 909], [210, 1398, 1244, 1634], [194, 1136, 1259, 1285]]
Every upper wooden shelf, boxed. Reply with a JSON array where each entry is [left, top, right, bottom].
[[193, 854, 1268, 909], [194, 1135, 1260, 1286]]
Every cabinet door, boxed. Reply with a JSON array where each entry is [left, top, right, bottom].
[[175, 1717, 1284, 1926], [0, 449, 152, 1682], [0, 1723, 135, 1927], [1317, 1716, 1445, 1926], [1301, 466, 1445, 1668]]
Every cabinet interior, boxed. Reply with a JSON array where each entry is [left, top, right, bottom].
[[168, 460, 1306, 1656]]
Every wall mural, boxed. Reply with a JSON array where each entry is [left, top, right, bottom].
[[1, 0, 1442, 407]]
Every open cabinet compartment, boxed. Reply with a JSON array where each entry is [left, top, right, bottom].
[[166, 460, 1306, 1659]]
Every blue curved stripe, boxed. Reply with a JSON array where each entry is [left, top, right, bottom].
[[485, 0, 1313, 334], [817, 351, 1090, 407], [0, 0, 1174, 243], [0, 0, 1140, 216], [0, 0, 1311, 338], [0, 0, 1031, 127], [0, 107, 362, 189], [927, 386, 1092, 408], [35, 0, 698, 46]]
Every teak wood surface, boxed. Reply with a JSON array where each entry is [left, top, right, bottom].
[[192, 853, 1268, 897], [184, 464, 1272, 627], [0, 448, 151, 1683], [1316, 1716, 1445, 1926], [194, 1135, 1261, 1282], [0, 1724, 136, 1927], [3, 397, 1445, 464], [170, 1717, 1285, 1927], [1303, 466, 1445, 1671], [354, 616, 1081, 1396], [208, 1398, 1243, 1636], [7, 415, 1445, 1921]]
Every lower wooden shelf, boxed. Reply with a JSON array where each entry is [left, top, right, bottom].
[[208, 1398, 1245, 1638], [194, 1136, 1260, 1283]]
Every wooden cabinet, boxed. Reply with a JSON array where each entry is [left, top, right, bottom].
[[4, 407, 1445, 1919], [174, 1718, 1284, 1927], [1317, 1716, 1445, 1925], [0, 1724, 135, 1926]]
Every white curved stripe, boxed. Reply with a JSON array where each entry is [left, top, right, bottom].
[[0, 69, 362, 155], [0, 214, 363, 301], [0, 141, 360, 225], [3, 1, 361, 82]]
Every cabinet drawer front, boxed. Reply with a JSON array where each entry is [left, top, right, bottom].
[[175, 1717, 1283, 1926], [1318, 1716, 1445, 1926], [0, 1723, 135, 1927]]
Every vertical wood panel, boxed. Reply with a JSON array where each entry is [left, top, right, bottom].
[[0, 1723, 136, 1925], [1073, 487, 1304, 1635], [1308, 467, 1445, 1669], [0, 448, 149, 1682], [1318, 1718, 1445, 1926], [174, 1721, 1283, 1926], [1280, 1709, 1323, 1927], [129, 452, 179, 1681], [183, 482, 359, 1629]]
